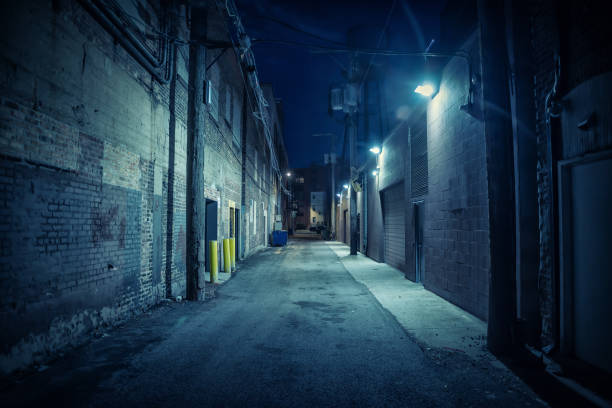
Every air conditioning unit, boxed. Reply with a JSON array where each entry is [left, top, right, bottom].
[[330, 87, 343, 111]]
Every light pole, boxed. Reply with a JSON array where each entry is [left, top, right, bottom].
[[312, 133, 337, 239]]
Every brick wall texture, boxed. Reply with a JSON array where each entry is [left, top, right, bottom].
[[424, 33, 490, 321], [529, 0, 612, 348], [0, 0, 283, 374]]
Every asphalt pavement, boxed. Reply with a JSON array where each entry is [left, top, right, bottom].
[[1, 239, 544, 407]]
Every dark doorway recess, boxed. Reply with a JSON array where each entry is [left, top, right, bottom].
[[343, 209, 349, 244], [382, 182, 406, 272], [205, 199, 218, 272]]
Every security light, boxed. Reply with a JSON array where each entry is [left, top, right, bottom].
[[343, 184, 349, 189], [369, 146, 381, 154], [414, 83, 434, 97]]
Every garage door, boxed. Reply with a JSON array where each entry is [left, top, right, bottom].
[[382, 183, 405, 271]]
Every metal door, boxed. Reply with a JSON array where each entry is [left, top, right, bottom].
[[564, 156, 612, 373], [382, 183, 406, 271], [414, 201, 424, 283]]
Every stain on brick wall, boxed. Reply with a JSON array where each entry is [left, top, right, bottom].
[[0, 0, 188, 373]]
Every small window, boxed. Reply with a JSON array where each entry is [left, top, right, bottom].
[[225, 86, 232, 124], [208, 66, 220, 121]]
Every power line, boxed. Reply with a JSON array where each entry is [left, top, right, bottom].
[[247, 14, 348, 47], [251, 38, 470, 59]]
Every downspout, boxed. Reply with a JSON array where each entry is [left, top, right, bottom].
[[363, 171, 367, 255], [78, 0, 174, 83]]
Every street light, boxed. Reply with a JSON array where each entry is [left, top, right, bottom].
[[286, 172, 291, 177], [369, 146, 381, 155], [336, 193, 341, 197], [372, 170, 378, 176], [414, 83, 435, 97], [343, 184, 349, 189]]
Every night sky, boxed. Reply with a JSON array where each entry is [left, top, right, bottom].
[[235, 0, 446, 169]]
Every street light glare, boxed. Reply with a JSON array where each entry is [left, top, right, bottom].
[[286, 172, 291, 177], [369, 146, 381, 154], [414, 84, 434, 97], [372, 170, 378, 176], [343, 184, 349, 189]]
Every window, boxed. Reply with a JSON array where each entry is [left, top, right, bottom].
[[254, 149, 258, 184], [224, 86, 232, 124], [232, 89, 242, 147], [208, 66, 220, 121]]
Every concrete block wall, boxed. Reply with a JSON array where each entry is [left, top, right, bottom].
[[425, 32, 490, 321], [0, 0, 189, 373]]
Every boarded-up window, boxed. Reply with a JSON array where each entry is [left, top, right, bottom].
[[209, 66, 220, 121]]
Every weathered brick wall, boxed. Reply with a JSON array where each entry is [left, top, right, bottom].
[[0, 0, 189, 373], [243, 112, 272, 255], [203, 8, 243, 268], [425, 32, 490, 321], [529, 0, 612, 348]]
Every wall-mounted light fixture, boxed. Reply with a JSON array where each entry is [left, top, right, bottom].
[[369, 146, 381, 155], [414, 83, 435, 97]]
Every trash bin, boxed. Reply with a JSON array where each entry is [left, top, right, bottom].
[[272, 230, 288, 246]]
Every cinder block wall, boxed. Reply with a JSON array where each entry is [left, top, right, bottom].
[[0, 0, 189, 373], [425, 32, 490, 321]]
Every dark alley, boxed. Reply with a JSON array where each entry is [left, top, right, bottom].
[[2, 239, 542, 407], [2, 0, 612, 407]]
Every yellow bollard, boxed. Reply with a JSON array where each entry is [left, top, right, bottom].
[[223, 238, 231, 273], [230, 238, 236, 271], [209, 240, 218, 283]]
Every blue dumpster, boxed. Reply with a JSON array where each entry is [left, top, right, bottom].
[[272, 230, 288, 246]]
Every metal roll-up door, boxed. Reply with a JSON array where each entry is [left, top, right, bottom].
[[382, 183, 406, 271]]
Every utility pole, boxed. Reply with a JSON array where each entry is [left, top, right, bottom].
[[348, 58, 359, 256], [313, 133, 337, 239], [478, 0, 516, 354], [330, 134, 336, 238], [186, 6, 207, 301]]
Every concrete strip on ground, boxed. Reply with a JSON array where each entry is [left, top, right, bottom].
[[327, 241, 489, 360]]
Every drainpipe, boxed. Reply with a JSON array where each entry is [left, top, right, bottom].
[[363, 171, 368, 254], [78, 0, 174, 83]]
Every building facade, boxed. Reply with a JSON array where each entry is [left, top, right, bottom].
[[0, 0, 287, 374], [335, 0, 612, 383]]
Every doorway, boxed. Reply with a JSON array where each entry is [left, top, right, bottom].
[[205, 200, 218, 272], [559, 152, 612, 374], [382, 183, 406, 272], [414, 201, 424, 283]]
